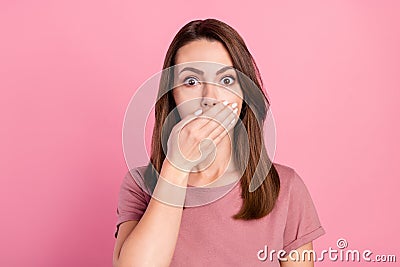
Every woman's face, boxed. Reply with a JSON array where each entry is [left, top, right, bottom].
[[172, 39, 243, 119]]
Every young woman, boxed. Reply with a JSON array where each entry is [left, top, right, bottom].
[[113, 18, 325, 267]]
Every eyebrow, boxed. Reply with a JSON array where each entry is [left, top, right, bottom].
[[178, 67, 204, 75], [178, 66, 234, 75]]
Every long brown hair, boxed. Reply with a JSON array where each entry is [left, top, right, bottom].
[[144, 18, 280, 220]]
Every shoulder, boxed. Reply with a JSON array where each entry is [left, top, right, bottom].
[[273, 162, 311, 201], [273, 162, 297, 188], [121, 165, 152, 196]]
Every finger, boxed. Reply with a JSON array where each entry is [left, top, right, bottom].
[[188, 101, 228, 131], [173, 101, 233, 141], [172, 112, 203, 133], [172, 101, 237, 160], [194, 101, 237, 139], [199, 111, 239, 156], [207, 114, 238, 149], [171, 101, 225, 133], [198, 102, 234, 130], [212, 122, 234, 146], [207, 109, 238, 141]]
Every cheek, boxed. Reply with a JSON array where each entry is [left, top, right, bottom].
[[172, 89, 202, 118], [173, 88, 201, 103], [224, 88, 243, 110], [235, 88, 244, 113], [172, 88, 183, 104]]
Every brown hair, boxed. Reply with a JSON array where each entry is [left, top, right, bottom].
[[144, 18, 280, 220]]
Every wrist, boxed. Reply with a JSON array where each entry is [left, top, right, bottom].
[[161, 159, 190, 186]]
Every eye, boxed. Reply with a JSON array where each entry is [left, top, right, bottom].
[[183, 76, 200, 87], [220, 75, 235, 86]]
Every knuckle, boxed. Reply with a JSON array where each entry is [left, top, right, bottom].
[[184, 126, 194, 136], [189, 132, 201, 143]]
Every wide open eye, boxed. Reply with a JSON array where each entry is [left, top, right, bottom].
[[183, 76, 200, 87], [220, 75, 235, 86]]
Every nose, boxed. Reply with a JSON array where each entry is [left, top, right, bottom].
[[200, 83, 219, 108]]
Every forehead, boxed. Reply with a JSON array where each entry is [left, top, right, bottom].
[[173, 61, 236, 76], [175, 39, 233, 67]]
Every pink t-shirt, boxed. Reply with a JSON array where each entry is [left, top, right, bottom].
[[115, 163, 325, 266]]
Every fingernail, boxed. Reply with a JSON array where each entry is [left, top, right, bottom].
[[222, 100, 228, 106], [233, 108, 238, 114], [194, 109, 203, 116], [231, 102, 238, 108]]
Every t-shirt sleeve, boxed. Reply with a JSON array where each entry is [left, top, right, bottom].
[[282, 170, 325, 252], [114, 168, 150, 238]]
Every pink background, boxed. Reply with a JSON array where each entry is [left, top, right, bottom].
[[1, 1, 399, 266]]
